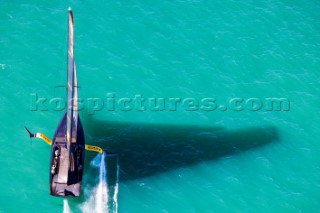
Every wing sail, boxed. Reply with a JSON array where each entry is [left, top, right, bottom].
[[66, 8, 75, 148]]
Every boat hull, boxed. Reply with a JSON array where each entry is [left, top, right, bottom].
[[49, 112, 85, 197]]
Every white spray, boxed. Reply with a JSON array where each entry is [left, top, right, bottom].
[[63, 199, 72, 213], [96, 152, 108, 212], [112, 159, 120, 213], [80, 153, 108, 213]]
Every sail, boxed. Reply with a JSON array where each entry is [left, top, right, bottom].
[[66, 8, 75, 148], [73, 64, 78, 134]]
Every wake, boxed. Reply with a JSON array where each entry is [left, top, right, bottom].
[[63, 199, 72, 213], [113, 161, 120, 213], [79, 153, 119, 213]]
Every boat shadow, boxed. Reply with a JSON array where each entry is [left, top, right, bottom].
[[81, 117, 279, 182]]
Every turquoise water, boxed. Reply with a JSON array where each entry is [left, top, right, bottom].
[[1, 1, 320, 212]]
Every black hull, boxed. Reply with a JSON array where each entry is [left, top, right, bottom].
[[49, 112, 85, 197]]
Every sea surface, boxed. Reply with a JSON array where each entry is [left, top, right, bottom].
[[0, 1, 320, 212]]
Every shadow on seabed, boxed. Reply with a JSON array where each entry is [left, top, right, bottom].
[[81, 116, 279, 182]]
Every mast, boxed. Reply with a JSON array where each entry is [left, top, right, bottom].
[[66, 8, 74, 148]]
